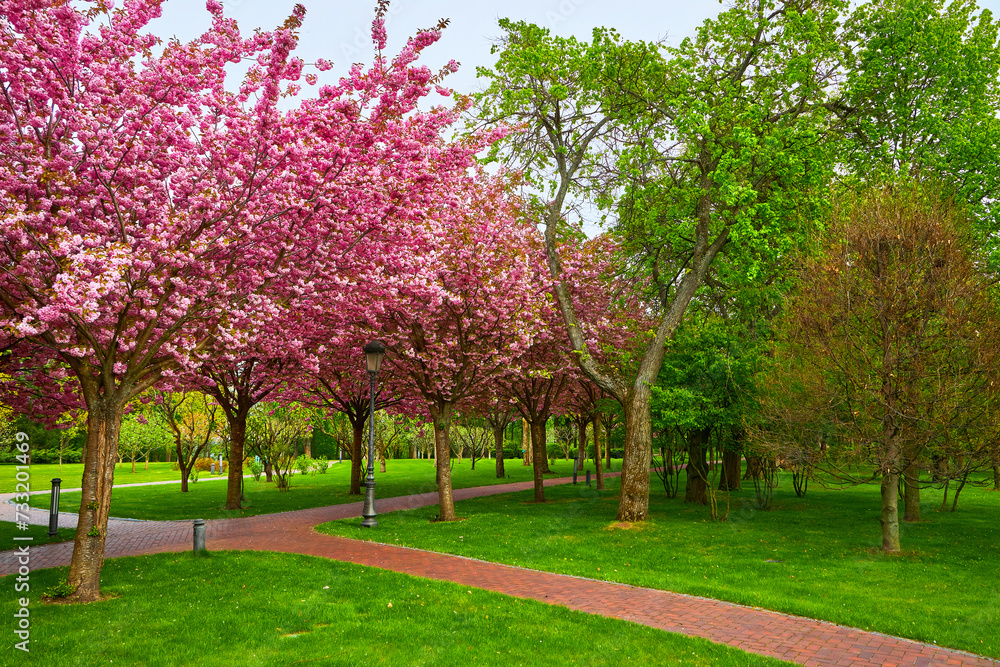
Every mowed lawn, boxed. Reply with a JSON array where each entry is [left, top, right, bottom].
[[317, 472, 1000, 660], [0, 551, 791, 667], [26, 458, 565, 520], [0, 461, 188, 494]]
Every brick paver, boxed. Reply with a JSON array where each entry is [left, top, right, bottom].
[[1, 474, 996, 667]]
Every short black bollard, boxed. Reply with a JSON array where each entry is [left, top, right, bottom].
[[586, 470, 591, 486], [48, 478, 62, 536], [193, 519, 206, 554], [573, 459, 578, 485]]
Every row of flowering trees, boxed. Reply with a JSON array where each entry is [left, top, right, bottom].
[[0, 0, 633, 601]]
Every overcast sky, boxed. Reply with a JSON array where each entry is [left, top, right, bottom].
[[148, 0, 735, 97]]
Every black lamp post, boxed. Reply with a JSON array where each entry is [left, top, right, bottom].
[[361, 340, 386, 528]]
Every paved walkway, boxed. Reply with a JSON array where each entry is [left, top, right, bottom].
[[1, 474, 996, 667]]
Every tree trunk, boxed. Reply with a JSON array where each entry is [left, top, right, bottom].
[[605, 422, 612, 472], [593, 417, 604, 490], [494, 423, 505, 478], [521, 419, 531, 466], [305, 431, 312, 459], [993, 465, 1000, 491], [576, 418, 588, 473], [379, 454, 386, 474], [719, 449, 741, 491], [903, 462, 920, 522], [530, 419, 547, 502], [349, 417, 365, 495], [685, 428, 710, 505], [264, 459, 273, 482], [880, 469, 901, 551], [617, 389, 653, 521], [539, 419, 551, 474], [951, 470, 970, 511], [225, 414, 247, 510], [66, 396, 125, 602], [431, 402, 457, 521]]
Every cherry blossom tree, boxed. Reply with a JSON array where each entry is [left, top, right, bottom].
[[382, 175, 548, 521], [0, 0, 482, 601], [303, 332, 414, 496], [503, 299, 575, 501]]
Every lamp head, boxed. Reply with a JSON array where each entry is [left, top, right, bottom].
[[364, 340, 386, 374]]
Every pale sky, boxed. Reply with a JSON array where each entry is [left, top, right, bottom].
[[148, 0, 733, 97], [145, 0, 1000, 235]]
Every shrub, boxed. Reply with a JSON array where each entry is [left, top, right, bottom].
[[247, 459, 263, 482], [313, 456, 329, 474], [295, 455, 311, 475], [194, 458, 226, 473]]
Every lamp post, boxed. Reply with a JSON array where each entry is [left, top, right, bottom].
[[361, 340, 386, 528]]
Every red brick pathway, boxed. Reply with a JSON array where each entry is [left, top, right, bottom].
[[2, 475, 996, 666]]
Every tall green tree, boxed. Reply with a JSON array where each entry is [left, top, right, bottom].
[[839, 0, 1000, 265], [476, 0, 843, 521]]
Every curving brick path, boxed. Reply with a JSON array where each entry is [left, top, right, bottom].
[[1, 474, 996, 667]]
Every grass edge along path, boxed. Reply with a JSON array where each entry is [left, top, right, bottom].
[[0, 551, 791, 667], [315, 474, 1000, 661], [26, 459, 589, 520]]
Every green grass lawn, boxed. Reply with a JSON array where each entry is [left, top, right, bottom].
[[317, 472, 1000, 660], [28, 459, 569, 520], [0, 461, 203, 494], [0, 551, 789, 666], [0, 521, 74, 546]]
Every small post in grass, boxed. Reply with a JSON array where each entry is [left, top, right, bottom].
[[573, 459, 578, 485], [586, 470, 591, 487], [47, 478, 62, 536], [193, 519, 206, 554]]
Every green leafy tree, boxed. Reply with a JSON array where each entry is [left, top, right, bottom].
[[652, 316, 759, 517], [246, 403, 311, 491], [118, 407, 172, 473], [838, 0, 1000, 265], [153, 392, 221, 492], [477, 0, 843, 520]]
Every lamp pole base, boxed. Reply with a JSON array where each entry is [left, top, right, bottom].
[[361, 479, 377, 528]]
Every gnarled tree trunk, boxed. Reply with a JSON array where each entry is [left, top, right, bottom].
[[224, 414, 247, 510], [66, 395, 126, 602], [617, 389, 653, 520]]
